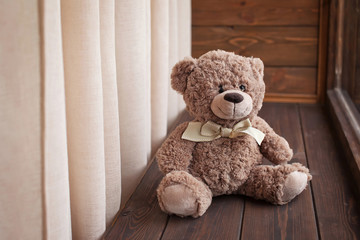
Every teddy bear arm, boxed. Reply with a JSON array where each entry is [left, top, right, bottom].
[[253, 116, 293, 164], [156, 122, 196, 174]]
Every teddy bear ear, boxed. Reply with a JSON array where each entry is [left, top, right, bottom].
[[171, 57, 196, 94], [250, 58, 264, 78]]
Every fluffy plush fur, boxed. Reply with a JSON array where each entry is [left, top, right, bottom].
[[157, 50, 312, 218]]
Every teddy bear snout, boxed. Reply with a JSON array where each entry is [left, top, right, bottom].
[[224, 93, 244, 103], [210, 90, 253, 120]]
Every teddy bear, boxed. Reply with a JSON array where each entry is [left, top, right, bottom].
[[156, 50, 312, 218]]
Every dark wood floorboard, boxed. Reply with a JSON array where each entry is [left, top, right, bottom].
[[300, 104, 360, 240], [162, 195, 244, 240], [103, 161, 168, 240], [105, 104, 360, 240], [241, 103, 318, 240]]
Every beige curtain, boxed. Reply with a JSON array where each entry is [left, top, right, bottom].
[[0, 0, 191, 239]]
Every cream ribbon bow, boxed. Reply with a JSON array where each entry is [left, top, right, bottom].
[[181, 118, 265, 145]]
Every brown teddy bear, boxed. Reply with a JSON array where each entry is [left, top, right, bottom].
[[156, 50, 312, 218]]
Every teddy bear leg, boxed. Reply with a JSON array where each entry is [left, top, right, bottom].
[[157, 170, 212, 218], [238, 163, 312, 205]]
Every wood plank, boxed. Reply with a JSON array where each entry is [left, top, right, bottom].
[[355, 66, 360, 102], [192, 0, 319, 26], [300, 104, 360, 240], [265, 67, 317, 95], [241, 103, 318, 240], [192, 26, 318, 67], [162, 195, 244, 240], [356, 23, 360, 100], [264, 94, 317, 104], [325, 0, 338, 89], [316, 0, 330, 103], [341, 0, 358, 95], [103, 161, 168, 240]]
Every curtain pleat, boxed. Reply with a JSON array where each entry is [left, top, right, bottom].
[[177, 0, 192, 62], [115, 0, 150, 205], [167, 0, 190, 130], [145, 0, 152, 162], [151, 0, 170, 153], [42, 0, 72, 239], [0, 0, 191, 239], [99, 0, 122, 226], [168, 0, 181, 127], [176, 0, 191, 111], [0, 0, 43, 238], [61, 0, 106, 239]]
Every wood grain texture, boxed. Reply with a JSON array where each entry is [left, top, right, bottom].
[[265, 67, 317, 95], [356, 20, 360, 102], [192, 26, 318, 67], [355, 66, 360, 102], [300, 104, 360, 240], [240, 103, 318, 240], [341, 0, 358, 96], [162, 195, 244, 240], [192, 0, 319, 26], [264, 94, 317, 104], [316, 0, 330, 102], [103, 161, 168, 240], [325, 0, 339, 90], [105, 104, 360, 239], [191, 0, 327, 102], [326, 0, 349, 93]]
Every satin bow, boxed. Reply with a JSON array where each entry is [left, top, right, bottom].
[[181, 118, 265, 145]]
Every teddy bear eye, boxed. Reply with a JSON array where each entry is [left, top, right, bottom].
[[239, 84, 246, 91], [218, 85, 224, 93]]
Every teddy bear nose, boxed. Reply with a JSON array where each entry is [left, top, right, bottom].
[[224, 93, 244, 103]]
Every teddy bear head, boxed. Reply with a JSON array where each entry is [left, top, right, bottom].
[[171, 50, 265, 126]]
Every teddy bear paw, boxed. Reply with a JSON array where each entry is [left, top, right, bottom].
[[157, 170, 212, 217], [161, 184, 198, 217], [281, 171, 308, 203]]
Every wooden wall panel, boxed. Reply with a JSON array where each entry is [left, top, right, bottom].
[[192, 0, 324, 103], [342, 0, 360, 105], [356, 67, 360, 103], [265, 67, 317, 95], [356, 4, 360, 105], [341, 0, 358, 95], [192, 26, 318, 66], [193, 0, 319, 26]]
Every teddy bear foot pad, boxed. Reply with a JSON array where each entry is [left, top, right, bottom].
[[157, 171, 212, 218], [161, 184, 198, 216], [281, 171, 308, 203]]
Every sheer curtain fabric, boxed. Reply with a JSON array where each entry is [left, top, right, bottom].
[[0, 0, 191, 239]]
